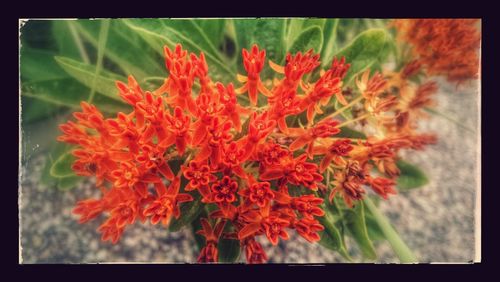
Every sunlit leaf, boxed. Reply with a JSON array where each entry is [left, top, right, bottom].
[[396, 160, 429, 190], [54, 56, 126, 101], [333, 28, 392, 84], [342, 201, 377, 260]]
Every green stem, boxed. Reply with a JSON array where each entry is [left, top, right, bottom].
[[88, 19, 110, 103], [363, 197, 418, 263], [67, 21, 90, 64], [424, 107, 476, 134]]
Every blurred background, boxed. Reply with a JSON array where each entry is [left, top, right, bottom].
[[19, 18, 479, 263]]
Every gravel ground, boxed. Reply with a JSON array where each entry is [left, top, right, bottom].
[[19, 78, 479, 264]]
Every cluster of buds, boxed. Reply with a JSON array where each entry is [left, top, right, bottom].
[[58, 43, 436, 263], [391, 19, 481, 84]]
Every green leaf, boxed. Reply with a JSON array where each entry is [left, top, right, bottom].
[[21, 96, 61, 123], [22, 78, 129, 113], [317, 210, 351, 260], [57, 175, 81, 191], [50, 150, 76, 178], [54, 56, 126, 101], [20, 46, 128, 114], [321, 19, 340, 68], [21, 47, 69, 82], [52, 21, 87, 61], [123, 19, 235, 83], [333, 28, 392, 85], [396, 160, 429, 190], [364, 212, 387, 242], [40, 143, 81, 191], [285, 18, 305, 50], [342, 201, 377, 260], [288, 25, 324, 55], [363, 197, 417, 263], [168, 193, 203, 232], [218, 222, 241, 263], [195, 19, 227, 50], [75, 20, 165, 80], [218, 238, 241, 263], [252, 19, 286, 77], [336, 126, 367, 139]]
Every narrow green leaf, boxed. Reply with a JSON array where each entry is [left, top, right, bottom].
[[20, 47, 69, 82], [22, 78, 129, 113], [364, 197, 418, 263], [288, 25, 324, 55], [364, 212, 387, 242], [336, 126, 367, 139], [123, 19, 235, 83], [50, 150, 76, 178], [75, 20, 165, 80], [317, 210, 351, 260], [194, 19, 227, 50], [54, 56, 126, 101], [333, 28, 392, 85], [285, 18, 305, 50], [321, 18, 340, 68], [218, 222, 241, 263], [88, 19, 110, 103], [342, 201, 377, 260], [396, 160, 429, 190], [168, 193, 203, 232], [303, 19, 326, 30], [52, 21, 86, 61]]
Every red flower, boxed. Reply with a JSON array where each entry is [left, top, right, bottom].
[[367, 177, 397, 199], [143, 177, 193, 226], [235, 44, 271, 106], [292, 195, 325, 219], [239, 180, 274, 208], [97, 217, 125, 244], [244, 238, 268, 264], [318, 139, 354, 172], [163, 46, 198, 114], [183, 161, 216, 191], [111, 161, 141, 189], [221, 142, 247, 178], [270, 49, 320, 88], [73, 199, 104, 224], [294, 218, 324, 243], [268, 88, 301, 133], [211, 176, 239, 204], [110, 198, 139, 228], [260, 154, 323, 191], [197, 218, 226, 263], [257, 140, 291, 168], [159, 106, 191, 156], [289, 119, 341, 157], [262, 215, 290, 245], [195, 117, 233, 167], [217, 82, 250, 132]]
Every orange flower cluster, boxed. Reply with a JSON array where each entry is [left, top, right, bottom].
[[58, 43, 436, 263], [392, 19, 481, 83]]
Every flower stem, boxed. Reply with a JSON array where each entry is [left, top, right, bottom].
[[337, 113, 369, 128], [326, 95, 364, 120], [363, 197, 418, 263]]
